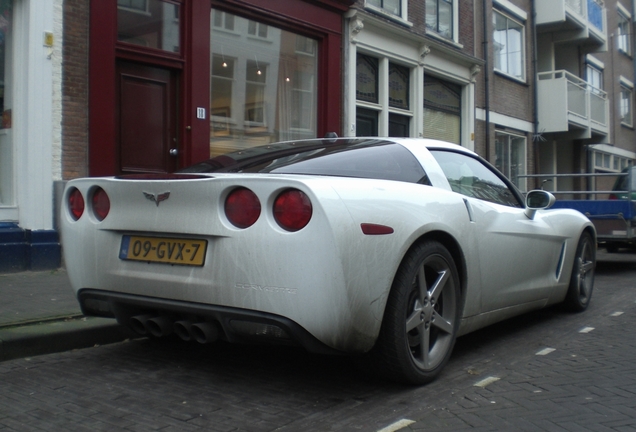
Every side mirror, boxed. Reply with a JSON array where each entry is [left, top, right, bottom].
[[525, 190, 556, 219]]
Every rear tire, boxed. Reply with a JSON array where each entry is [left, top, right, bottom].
[[373, 240, 461, 385], [564, 232, 595, 312]]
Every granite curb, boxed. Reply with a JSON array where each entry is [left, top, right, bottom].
[[0, 269, 138, 362]]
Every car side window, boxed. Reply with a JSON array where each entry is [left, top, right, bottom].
[[430, 150, 522, 207]]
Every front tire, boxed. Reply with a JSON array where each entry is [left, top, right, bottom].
[[374, 241, 461, 385], [564, 231, 595, 312]]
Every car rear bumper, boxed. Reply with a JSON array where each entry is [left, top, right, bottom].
[[78, 288, 343, 356]]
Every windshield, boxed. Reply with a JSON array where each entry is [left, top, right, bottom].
[[181, 139, 431, 185]]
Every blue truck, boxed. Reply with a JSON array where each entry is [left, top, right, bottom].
[[527, 168, 636, 252]]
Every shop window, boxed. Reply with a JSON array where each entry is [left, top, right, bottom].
[[493, 10, 525, 81], [423, 75, 461, 144], [0, 1, 12, 206], [426, 0, 454, 40], [210, 9, 318, 155], [356, 54, 413, 137], [117, 0, 181, 53], [495, 131, 526, 190]]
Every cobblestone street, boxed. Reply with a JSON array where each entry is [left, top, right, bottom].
[[1, 250, 635, 431]]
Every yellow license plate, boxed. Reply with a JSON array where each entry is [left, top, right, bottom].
[[119, 235, 207, 266]]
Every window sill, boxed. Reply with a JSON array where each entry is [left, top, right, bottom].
[[425, 29, 463, 49], [494, 69, 527, 85], [364, 5, 413, 28]]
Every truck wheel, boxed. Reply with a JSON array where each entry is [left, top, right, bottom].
[[564, 232, 595, 312]]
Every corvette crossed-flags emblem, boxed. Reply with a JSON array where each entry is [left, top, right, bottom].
[[143, 191, 171, 207]]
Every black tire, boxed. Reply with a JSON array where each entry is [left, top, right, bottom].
[[373, 240, 461, 385], [564, 232, 595, 312]]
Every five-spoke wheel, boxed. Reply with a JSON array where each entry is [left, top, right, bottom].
[[374, 240, 461, 385], [564, 231, 596, 312]]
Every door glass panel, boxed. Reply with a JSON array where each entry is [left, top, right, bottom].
[[356, 54, 379, 104], [388, 63, 409, 109], [210, 9, 318, 157], [117, 0, 181, 53]]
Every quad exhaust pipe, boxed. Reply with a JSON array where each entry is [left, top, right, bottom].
[[130, 315, 220, 343]]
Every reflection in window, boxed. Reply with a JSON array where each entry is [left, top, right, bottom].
[[0, 1, 12, 206], [495, 131, 526, 190], [356, 54, 378, 104], [431, 150, 522, 207], [426, 0, 453, 39], [423, 75, 461, 144], [618, 12, 631, 55], [213, 10, 234, 31], [620, 85, 633, 127], [367, 0, 401, 17], [117, 0, 180, 53], [388, 63, 409, 110], [493, 10, 524, 81], [248, 21, 268, 38], [210, 10, 318, 156], [586, 63, 603, 93]]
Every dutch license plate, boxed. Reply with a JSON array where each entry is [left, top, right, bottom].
[[119, 235, 207, 266]]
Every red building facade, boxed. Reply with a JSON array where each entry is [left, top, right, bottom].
[[66, 0, 352, 178]]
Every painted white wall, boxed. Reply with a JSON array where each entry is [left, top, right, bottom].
[[1, 0, 63, 230]]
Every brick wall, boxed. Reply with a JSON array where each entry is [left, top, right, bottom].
[[62, 0, 89, 180]]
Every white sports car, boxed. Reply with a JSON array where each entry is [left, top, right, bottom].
[[60, 138, 596, 384]]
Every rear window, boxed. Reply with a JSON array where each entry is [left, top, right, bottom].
[[182, 140, 430, 185]]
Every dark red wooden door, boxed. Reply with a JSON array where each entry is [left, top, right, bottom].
[[117, 61, 178, 174]]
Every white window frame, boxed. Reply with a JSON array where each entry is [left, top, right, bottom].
[[620, 76, 634, 127], [355, 52, 415, 137], [617, 5, 632, 56], [365, 0, 410, 24], [425, 0, 459, 43], [492, 9, 526, 82], [494, 130, 527, 190]]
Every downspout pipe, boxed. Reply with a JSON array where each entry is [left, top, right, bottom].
[[483, 0, 491, 160]]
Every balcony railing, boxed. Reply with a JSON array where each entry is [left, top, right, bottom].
[[538, 70, 608, 135], [537, 0, 606, 43]]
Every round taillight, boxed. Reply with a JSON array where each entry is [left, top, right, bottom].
[[92, 187, 111, 221], [274, 189, 312, 232], [68, 188, 85, 221], [225, 187, 261, 228]]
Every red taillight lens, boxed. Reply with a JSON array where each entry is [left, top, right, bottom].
[[68, 188, 85, 221], [274, 189, 312, 232], [225, 187, 261, 228], [92, 187, 111, 221]]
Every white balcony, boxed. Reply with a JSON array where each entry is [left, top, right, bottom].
[[535, 0, 607, 47], [537, 70, 609, 138]]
